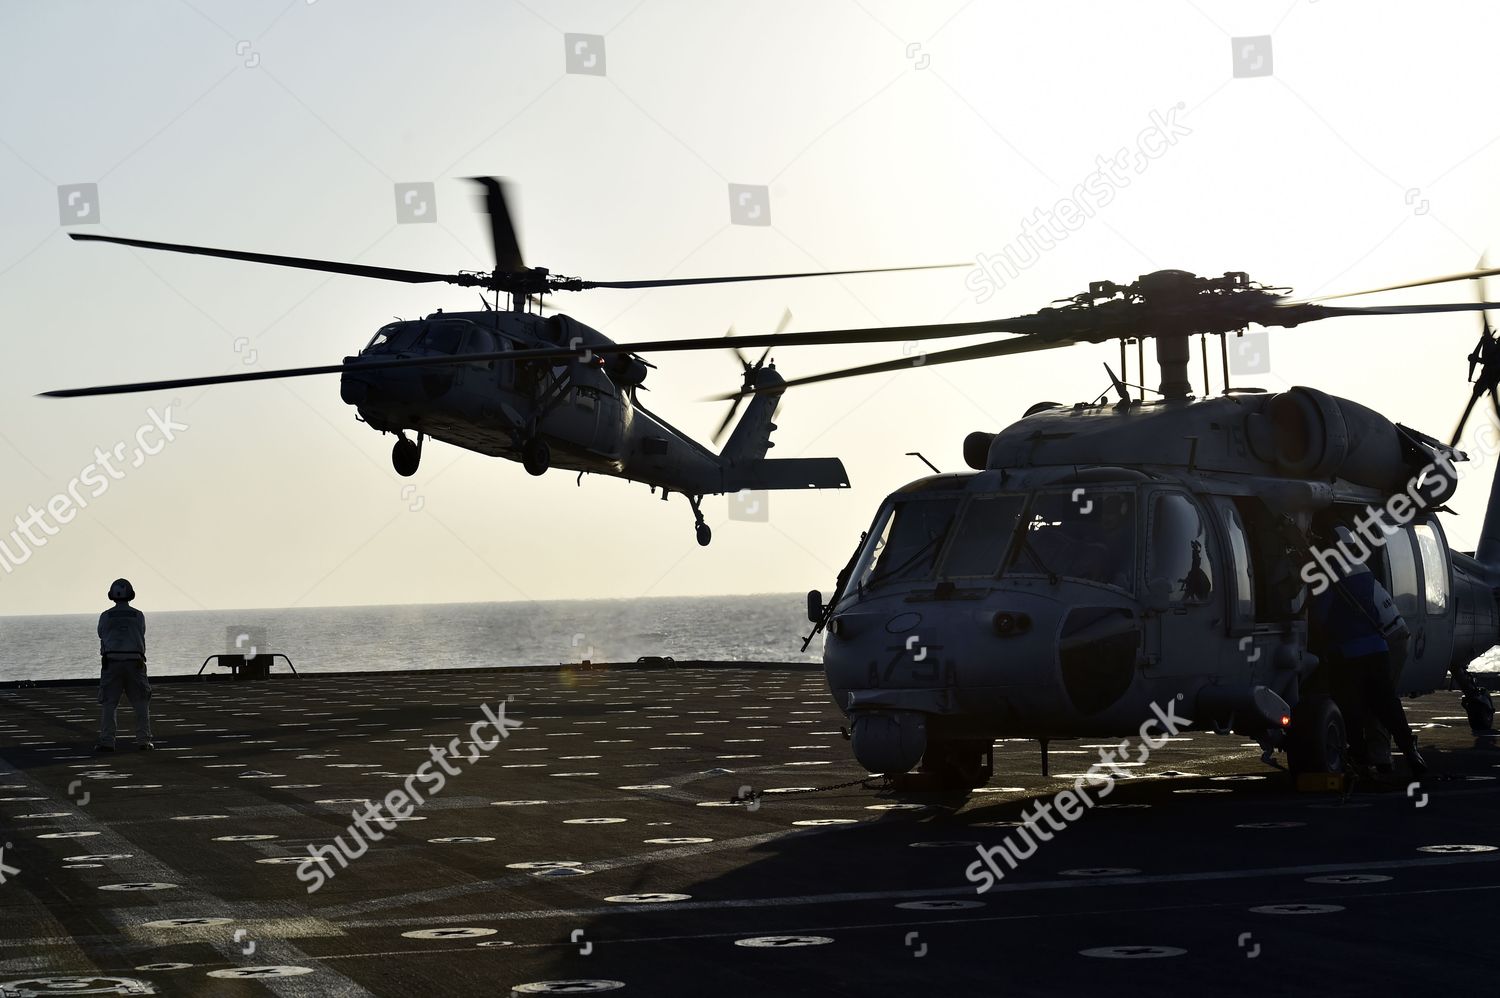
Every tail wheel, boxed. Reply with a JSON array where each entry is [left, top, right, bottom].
[[1286, 695, 1346, 775], [1462, 689, 1495, 733]]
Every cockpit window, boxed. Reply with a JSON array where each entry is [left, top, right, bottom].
[[868, 497, 959, 586], [1146, 492, 1214, 604], [1010, 490, 1136, 590], [420, 321, 468, 354], [840, 488, 1139, 596], [843, 497, 958, 597], [941, 495, 1025, 576], [364, 322, 422, 354]]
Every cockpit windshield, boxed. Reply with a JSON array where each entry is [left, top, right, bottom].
[[840, 487, 1138, 599], [1014, 490, 1136, 589], [364, 321, 423, 354], [867, 497, 959, 587], [364, 319, 481, 356], [840, 497, 951, 600]]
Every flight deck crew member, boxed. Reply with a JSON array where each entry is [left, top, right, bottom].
[[97, 578, 153, 752], [1309, 532, 1425, 776]]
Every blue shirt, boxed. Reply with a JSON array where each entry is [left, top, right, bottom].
[[1311, 572, 1391, 660]]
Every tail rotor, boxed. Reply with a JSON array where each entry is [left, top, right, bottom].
[[1451, 253, 1500, 447], [712, 309, 790, 445]]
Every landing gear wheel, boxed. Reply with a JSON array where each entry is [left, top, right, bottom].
[[392, 438, 420, 477], [1286, 695, 1346, 775], [522, 439, 550, 477], [687, 494, 710, 546], [916, 738, 994, 790], [1462, 689, 1495, 734]]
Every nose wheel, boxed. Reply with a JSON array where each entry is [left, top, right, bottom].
[[900, 738, 994, 791], [1285, 694, 1346, 776], [392, 433, 422, 477]]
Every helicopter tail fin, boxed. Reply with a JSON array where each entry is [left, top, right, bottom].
[[1476, 450, 1500, 578], [718, 365, 850, 491], [718, 366, 786, 465]]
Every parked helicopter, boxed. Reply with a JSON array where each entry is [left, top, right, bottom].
[[47, 178, 964, 545], [776, 267, 1500, 788]]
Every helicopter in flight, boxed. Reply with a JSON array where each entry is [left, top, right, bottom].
[[47, 178, 963, 545], [766, 266, 1500, 789]]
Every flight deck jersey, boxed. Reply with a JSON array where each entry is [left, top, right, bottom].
[[98, 605, 146, 662], [1311, 571, 1405, 660]]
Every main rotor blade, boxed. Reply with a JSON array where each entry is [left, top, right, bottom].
[[1288, 266, 1500, 304], [1283, 301, 1500, 322], [706, 334, 1077, 401], [576, 314, 1056, 354], [41, 315, 1057, 399], [470, 177, 525, 273], [573, 261, 968, 291], [38, 350, 552, 398], [70, 233, 467, 285]]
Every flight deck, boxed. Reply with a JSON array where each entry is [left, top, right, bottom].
[[1, 662, 1494, 997]]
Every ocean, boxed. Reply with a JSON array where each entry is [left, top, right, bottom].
[[0, 593, 824, 683]]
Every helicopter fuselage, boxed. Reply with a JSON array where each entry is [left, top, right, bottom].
[[817, 389, 1500, 778], [339, 309, 742, 495]]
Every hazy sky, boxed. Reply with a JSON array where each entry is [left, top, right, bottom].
[[3, 0, 1500, 615]]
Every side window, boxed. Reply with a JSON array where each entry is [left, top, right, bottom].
[[422, 321, 466, 354], [458, 328, 497, 371], [1232, 497, 1297, 621], [1146, 493, 1214, 604], [1213, 499, 1254, 624], [1381, 525, 1421, 621], [1412, 522, 1449, 615], [495, 336, 514, 389], [1020, 490, 1136, 590]]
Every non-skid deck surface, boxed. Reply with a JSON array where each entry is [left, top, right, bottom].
[[1, 664, 1495, 996]]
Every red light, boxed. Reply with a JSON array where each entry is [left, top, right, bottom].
[[1279, 714, 1291, 727]]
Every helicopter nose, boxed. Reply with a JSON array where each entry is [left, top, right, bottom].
[[823, 593, 1078, 774], [339, 359, 370, 406], [824, 596, 1065, 698], [341, 356, 437, 405]]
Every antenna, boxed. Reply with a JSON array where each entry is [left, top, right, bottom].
[[905, 452, 941, 474]]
